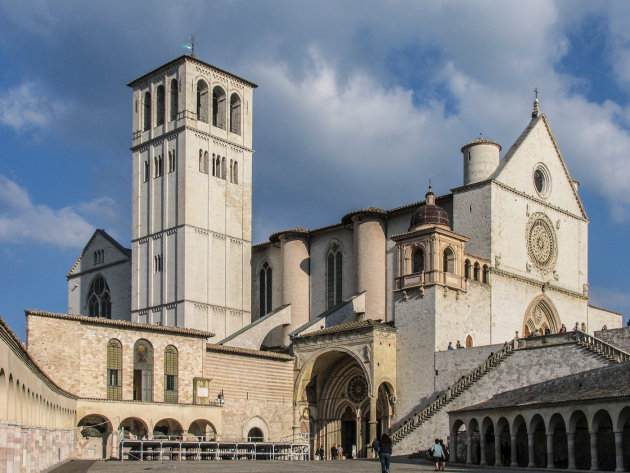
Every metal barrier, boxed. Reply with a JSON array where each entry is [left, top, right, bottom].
[[120, 438, 310, 461]]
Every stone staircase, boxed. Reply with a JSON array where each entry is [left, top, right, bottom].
[[391, 341, 516, 444], [391, 331, 629, 446]]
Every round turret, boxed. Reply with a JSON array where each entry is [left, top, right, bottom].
[[461, 138, 502, 186], [409, 188, 450, 231]]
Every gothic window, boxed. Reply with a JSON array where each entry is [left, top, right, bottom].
[[93, 250, 104, 265], [230, 93, 241, 135], [197, 80, 209, 123], [230, 159, 234, 183], [443, 247, 455, 274], [327, 243, 343, 309], [164, 345, 178, 403], [259, 262, 272, 317], [133, 339, 153, 402], [233, 161, 238, 184], [87, 275, 111, 318], [212, 86, 226, 129], [169, 79, 178, 121], [464, 259, 471, 279], [411, 247, 424, 274], [221, 156, 226, 179], [154, 255, 163, 272], [144, 160, 150, 182], [473, 262, 480, 281], [106, 339, 122, 400], [156, 85, 165, 126], [211, 154, 216, 177], [482, 265, 489, 284], [143, 91, 151, 131], [154, 155, 163, 177]]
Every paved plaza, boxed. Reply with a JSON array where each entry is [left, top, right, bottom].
[[48, 458, 535, 473]]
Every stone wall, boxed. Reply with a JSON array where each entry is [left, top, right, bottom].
[[394, 342, 613, 454], [594, 326, 630, 351], [434, 343, 504, 392], [204, 346, 294, 441]]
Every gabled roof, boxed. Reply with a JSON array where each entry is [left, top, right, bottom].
[[67, 229, 131, 278], [491, 113, 587, 220]]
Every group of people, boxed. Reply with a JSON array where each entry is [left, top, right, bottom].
[[447, 341, 463, 350], [428, 439, 450, 471], [315, 444, 344, 460], [371, 434, 393, 473]]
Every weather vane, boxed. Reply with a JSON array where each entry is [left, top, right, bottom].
[[183, 35, 196, 57]]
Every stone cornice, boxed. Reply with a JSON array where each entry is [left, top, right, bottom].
[[131, 300, 249, 317], [491, 268, 589, 300], [130, 125, 254, 154], [206, 343, 293, 361], [132, 224, 251, 245], [67, 258, 130, 280]]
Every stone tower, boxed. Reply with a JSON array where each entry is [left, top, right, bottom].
[[127, 55, 256, 338]]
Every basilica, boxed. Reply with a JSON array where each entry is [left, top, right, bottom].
[[1, 54, 629, 473]]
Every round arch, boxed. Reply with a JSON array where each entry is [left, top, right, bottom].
[[592, 408, 615, 471], [512, 415, 528, 467], [119, 417, 149, 440], [78, 414, 113, 460], [529, 413, 547, 468], [568, 410, 590, 469], [523, 295, 561, 336], [153, 418, 183, 438], [548, 412, 568, 468], [496, 417, 511, 466]]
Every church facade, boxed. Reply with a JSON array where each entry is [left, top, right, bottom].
[[1, 54, 628, 472]]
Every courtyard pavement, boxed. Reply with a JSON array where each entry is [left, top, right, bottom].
[[47, 458, 543, 473]]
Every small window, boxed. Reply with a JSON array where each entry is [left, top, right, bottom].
[[464, 259, 471, 279], [143, 91, 151, 131], [164, 345, 178, 403], [533, 164, 551, 197], [197, 80, 209, 123], [443, 247, 455, 274], [327, 243, 343, 309], [169, 79, 178, 121], [107, 339, 122, 400], [156, 85, 165, 126], [213, 86, 226, 129], [482, 265, 489, 284], [168, 150, 176, 173], [144, 161, 150, 182], [473, 262, 480, 281], [411, 248, 424, 274], [133, 339, 153, 402], [212, 154, 216, 177], [221, 157, 226, 179], [230, 93, 241, 135], [233, 161, 238, 184], [154, 254, 163, 272], [154, 155, 163, 177], [466, 335, 473, 348]]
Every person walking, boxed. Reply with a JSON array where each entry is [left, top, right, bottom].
[[371, 437, 380, 458], [429, 438, 445, 471], [379, 433, 392, 473], [337, 444, 343, 460], [438, 439, 449, 471], [331, 445, 337, 460]]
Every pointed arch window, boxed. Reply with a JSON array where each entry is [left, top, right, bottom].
[[482, 265, 489, 284], [327, 243, 343, 309], [87, 275, 111, 318], [107, 339, 122, 400], [233, 161, 238, 184], [156, 85, 165, 126], [230, 93, 241, 135], [133, 339, 153, 402], [465, 259, 471, 279], [259, 262, 272, 317], [169, 79, 178, 121], [164, 345, 178, 403], [473, 262, 480, 281], [212, 86, 226, 129], [143, 91, 151, 131], [197, 80, 209, 123], [411, 247, 424, 274], [443, 247, 455, 274]]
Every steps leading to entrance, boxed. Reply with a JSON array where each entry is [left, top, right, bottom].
[[391, 331, 628, 446]]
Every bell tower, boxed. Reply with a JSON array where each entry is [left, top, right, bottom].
[[127, 55, 257, 338]]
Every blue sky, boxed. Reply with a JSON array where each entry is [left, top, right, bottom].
[[1, 1, 630, 340]]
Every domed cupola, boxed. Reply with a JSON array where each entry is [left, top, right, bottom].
[[409, 187, 450, 232]]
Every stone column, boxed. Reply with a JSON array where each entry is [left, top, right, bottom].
[[466, 432, 472, 464], [614, 431, 624, 472], [567, 432, 576, 469], [368, 396, 377, 458], [494, 433, 502, 466], [510, 434, 518, 467], [527, 432, 535, 467], [546, 432, 554, 468], [590, 431, 598, 471], [451, 431, 458, 463], [479, 432, 486, 465], [351, 212, 386, 320]]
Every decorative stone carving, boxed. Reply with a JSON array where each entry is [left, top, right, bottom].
[[526, 213, 558, 271], [362, 345, 372, 363], [583, 283, 589, 295], [347, 376, 368, 404]]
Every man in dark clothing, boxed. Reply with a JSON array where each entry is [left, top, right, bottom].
[[371, 437, 380, 458], [331, 445, 337, 460], [379, 434, 392, 473]]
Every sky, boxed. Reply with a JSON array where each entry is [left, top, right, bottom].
[[1, 0, 630, 341]]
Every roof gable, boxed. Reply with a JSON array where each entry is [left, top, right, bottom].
[[67, 229, 131, 277], [492, 114, 587, 219]]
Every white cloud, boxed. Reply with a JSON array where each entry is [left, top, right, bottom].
[[0, 174, 94, 248], [0, 81, 65, 132]]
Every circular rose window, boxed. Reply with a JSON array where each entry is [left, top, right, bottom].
[[526, 213, 557, 271], [347, 376, 368, 404]]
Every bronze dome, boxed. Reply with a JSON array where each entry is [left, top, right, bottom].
[[409, 188, 450, 231]]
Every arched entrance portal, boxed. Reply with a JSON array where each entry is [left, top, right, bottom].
[[296, 349, 393, 459], [523, 297, 560, 336]]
